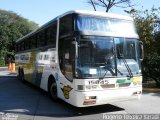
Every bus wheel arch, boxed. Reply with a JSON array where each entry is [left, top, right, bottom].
[[48, 75, 58, 101]]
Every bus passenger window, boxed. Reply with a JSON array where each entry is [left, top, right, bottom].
[[46, 23, 57, 47]]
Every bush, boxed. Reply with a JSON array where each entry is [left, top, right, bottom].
[[0, 57, 5, 67], [142, 53, 160, 85]]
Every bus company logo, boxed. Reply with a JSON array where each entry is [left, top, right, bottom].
[[61, 85, 73, 99]]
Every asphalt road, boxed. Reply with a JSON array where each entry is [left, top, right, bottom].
[[0, 70, 160, 120]]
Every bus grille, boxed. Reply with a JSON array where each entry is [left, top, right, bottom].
[[101, 84, 115, 89], [101, 83, 131, 89]]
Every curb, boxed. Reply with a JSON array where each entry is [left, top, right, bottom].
[[143, 88, 160, 92]]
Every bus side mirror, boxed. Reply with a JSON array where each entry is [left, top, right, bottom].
[[139, 41, 144, 61]]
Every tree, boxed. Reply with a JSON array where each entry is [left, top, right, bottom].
[[127, 7, 160, 85], [127, 7, 160, 56], [0, 9, 39, 66], [87, 0, 133, 12]]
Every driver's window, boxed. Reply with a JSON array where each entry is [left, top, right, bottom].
[[79, 41, 92, 66], [59, 38, 73, 81]]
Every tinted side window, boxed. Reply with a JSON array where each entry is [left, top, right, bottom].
[[58, 38, 74, 81], [30, 36, 37, 49], [18, 44, 21, 51], [59, 15, 73, 36], [37, 31, 45, 47], [21, 42, 25, 51], [46, 23, 57, 47], [25, 39, 31, 50]]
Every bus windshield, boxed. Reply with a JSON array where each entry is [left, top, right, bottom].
[[114, 37, 140, 77], [75, 36, 141, 79]]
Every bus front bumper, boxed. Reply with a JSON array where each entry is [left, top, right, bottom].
[[70, 86, 142, 107]]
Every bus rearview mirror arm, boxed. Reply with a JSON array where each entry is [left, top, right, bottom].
[[72, 38, 78, 59], [75, 41, 78, 59]]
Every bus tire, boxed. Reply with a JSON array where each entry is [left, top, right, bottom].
[[48, 77, 58, 101]]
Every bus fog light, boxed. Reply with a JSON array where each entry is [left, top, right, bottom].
[[85, 96, 90, 100], [84, 96, 96, 105], [85, 96, 96, 100]]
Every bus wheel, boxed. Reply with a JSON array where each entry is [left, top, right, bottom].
[[48, 79, 58, 101]]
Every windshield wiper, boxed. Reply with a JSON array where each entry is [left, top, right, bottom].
[[117, 49, 133, 78], [121, 58, 133, 78], [99, 60, 116, 80]]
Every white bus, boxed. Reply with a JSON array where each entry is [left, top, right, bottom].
[[15, 10, 144, 107]]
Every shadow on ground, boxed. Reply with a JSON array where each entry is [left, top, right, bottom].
[[0, 75, 124, 118]]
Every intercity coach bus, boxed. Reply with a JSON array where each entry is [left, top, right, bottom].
[[15, 10, 144, 107]]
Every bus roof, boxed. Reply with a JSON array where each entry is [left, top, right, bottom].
[[61, 10, 133, 21], [16, 10, 133, 43]]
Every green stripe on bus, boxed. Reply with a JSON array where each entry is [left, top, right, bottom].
[[116, 78, 132, 83]]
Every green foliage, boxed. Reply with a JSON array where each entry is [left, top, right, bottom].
[[142, 53, 160, 85], [87, 0, 133, 12], [0, 9, 39, 66], [132, 8, 160, 55], [129, 7, 160, 85]]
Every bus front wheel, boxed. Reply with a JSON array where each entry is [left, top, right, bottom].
[[48, 79, 58, 101]]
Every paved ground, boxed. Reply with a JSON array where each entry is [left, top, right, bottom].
[[0, 70, 160, 120]]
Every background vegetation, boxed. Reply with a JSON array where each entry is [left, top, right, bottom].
[[131, 8, 160, 85], [0, 9, 39, 66]]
